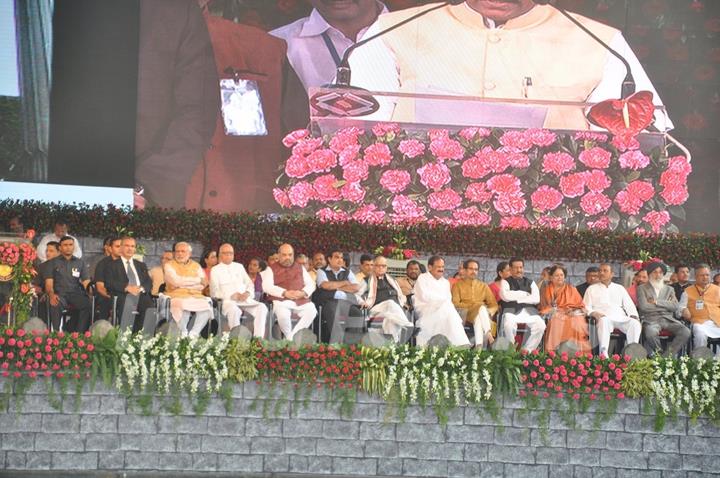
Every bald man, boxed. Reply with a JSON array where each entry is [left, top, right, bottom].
[[210, 244, 268, 337], [261, 244, 317, 340]]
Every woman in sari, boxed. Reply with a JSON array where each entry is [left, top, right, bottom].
[[540, 265, 591, 353], [489, 261, 510, 303]]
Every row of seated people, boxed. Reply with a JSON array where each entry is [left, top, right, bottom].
[[31, 235, 720, 356]]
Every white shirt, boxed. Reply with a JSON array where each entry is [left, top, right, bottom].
[[270, 2, 387, 91], [414, 272, 453, 309], [37, 233, 83, 262], [210, 262, 256, 302], [122, 257, 141, 287], [350, 3, 672, 130], [583, 282, 639, 318], [499, 278, 540, 306], [261, 265, 316, 300]]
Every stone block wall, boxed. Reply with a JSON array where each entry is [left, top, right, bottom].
[[1, 381, 718, 476]]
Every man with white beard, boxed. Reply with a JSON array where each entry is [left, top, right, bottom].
[[637, 262, 690, 357], [359, 255, 413, 342], [413, 256, 470, 347]]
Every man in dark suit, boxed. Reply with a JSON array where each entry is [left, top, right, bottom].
[[106, 236, 154, 333]]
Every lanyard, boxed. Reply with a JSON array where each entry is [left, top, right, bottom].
[[321, 31, 343, 67], [695, 285, 708, 298]]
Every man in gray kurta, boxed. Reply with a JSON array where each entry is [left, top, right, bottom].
[[637, 262, 690, 357]]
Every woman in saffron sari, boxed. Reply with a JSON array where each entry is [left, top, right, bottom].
[[540, 265, 591, 353]]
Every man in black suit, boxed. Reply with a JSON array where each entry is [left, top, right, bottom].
[[106, 236, 154, 333]]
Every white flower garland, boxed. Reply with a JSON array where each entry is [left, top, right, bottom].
[[382, 345, 494, 408], [116, 330, 229, 396], [651, 355, 720, 420]]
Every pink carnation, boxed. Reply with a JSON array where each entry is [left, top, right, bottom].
[[428, 189, 463, 211], [292, 137, 324, 156], [465, 182, 493, 204], [493, 193, 527, 216], [500, 216, 531, 229], [329, 127, 363, 152], [398, 139, 426, 158], [379, 169, 412, 194], [458, 127, 491, 141], [614, 190, 644, 215], [479, 147, 511, 173], [452, 207, 492, 226], [317, 208, 349, 222], [542, 152, 576, 177], [611, 135, 640, 152], [660, 184, 689, 205], [559, 173, 586, 198], [499, 130, 533, 152], [525, 128, 557, 147], [429, 137, 465, 161], [353, 204, 386, 224], [287, 182, 315, 207], [580, 191, 612, 216], [538, 216, 564, 229], [587, 216, 611, 230], [531, 186, 563, 212], [313, 175, 341, 201], [643, 210, 671, 233], [504, 150, 531, 169], [618, 150, 650, 170], [341, 182, 366, 202], [363, 143, 393, 166], [665, 156, 692, 177], [428, 129, 450, 141], [282, 129, 310, 147], [342, 160, 369, 183], [574, 131, 608, 143], [626, 180, 655, 201], [578, 146, 611, 169], [307, 148, 337, 174], [418, 162, 451, 191], [585, 170, 611, 192], [285, 153, 312, 178], [487, 174, 522, 195], [391, 195, 425, 222], [273, 188, 290, 208], [372, 122, 401, 138], [338, 144, 362, 166]]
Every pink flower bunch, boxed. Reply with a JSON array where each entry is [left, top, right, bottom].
[[352, 204, 386, 224], [524, 128, 558, 147], [429, 137, 465, 161], [341, 182, 366, 202], [618, 150, 650, 170], [428, 189, 462, 211], [0, 243, 20, 267], [452, 206, 491, 226], [642, 210, 671, 233], [329, 127, 363, 153], [519, 350, 628, 402], [313, 175, 341, 202], [458, 127, 491, 141], [285, 147, 337, 178], [585, 169, 612, 192], [342, 160, 370, 183], [611, 135, 640, 152], [580, 191, 612, 216], [379, 170, 411, 194], [499, 130, 534, 152], [287, 182, 316, 208], [587, 216, 611, 230], [574, 131, 608, 143], [579, 146, 612, 169], [559, 172, 587, 198], [531, 186, 563, 212], [391, 195, 425, 223], [363, 143, 393, 166], [500, 216, 530, 229], [282, 129, 310, 147], [615, 180, 655, 215], [418, 162, 451, 191], [316, 208, 350, 222], [542, 152, 576, 177], [398, 139, 426, 158], [659, 156, 692, 206], [372, 122, 401, 138], [465, 182, 493, 204]]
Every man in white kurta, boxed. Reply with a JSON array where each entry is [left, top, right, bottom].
[[583, 263, 641, 356], [413, 256, 470, 347], [261, 244, 317, 340], [499, 258, 545, 352], [210, 244, 268, 338], [359, 255, 413, 342]]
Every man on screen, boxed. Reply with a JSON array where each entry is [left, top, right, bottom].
[[271, 0, 388, 91], [350, 0, 670, 130]]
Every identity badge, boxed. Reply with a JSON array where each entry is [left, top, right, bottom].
[[696, 300, 704, 310], [220, 79, 267, 136]]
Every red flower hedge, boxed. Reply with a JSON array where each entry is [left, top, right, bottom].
[[1, 200, 719, 267]]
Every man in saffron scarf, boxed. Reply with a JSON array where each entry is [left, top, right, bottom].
[[540, 264, 590, 353]]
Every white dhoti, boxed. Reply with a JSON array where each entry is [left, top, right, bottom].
[[415, 301, 470, 347], [369, 300, 413, 342], [222, 299, 269, 338], [169, 297, 213, 337], [503, 308, 546, 352], [272, 300, 317, 340], [595, 308, 641, 356], [692, 320, 720, 353], [472, 305, 493, 349]]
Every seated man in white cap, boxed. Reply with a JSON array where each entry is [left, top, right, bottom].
[[637, 261, 690, 356], [210, 243, 268, 338]]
